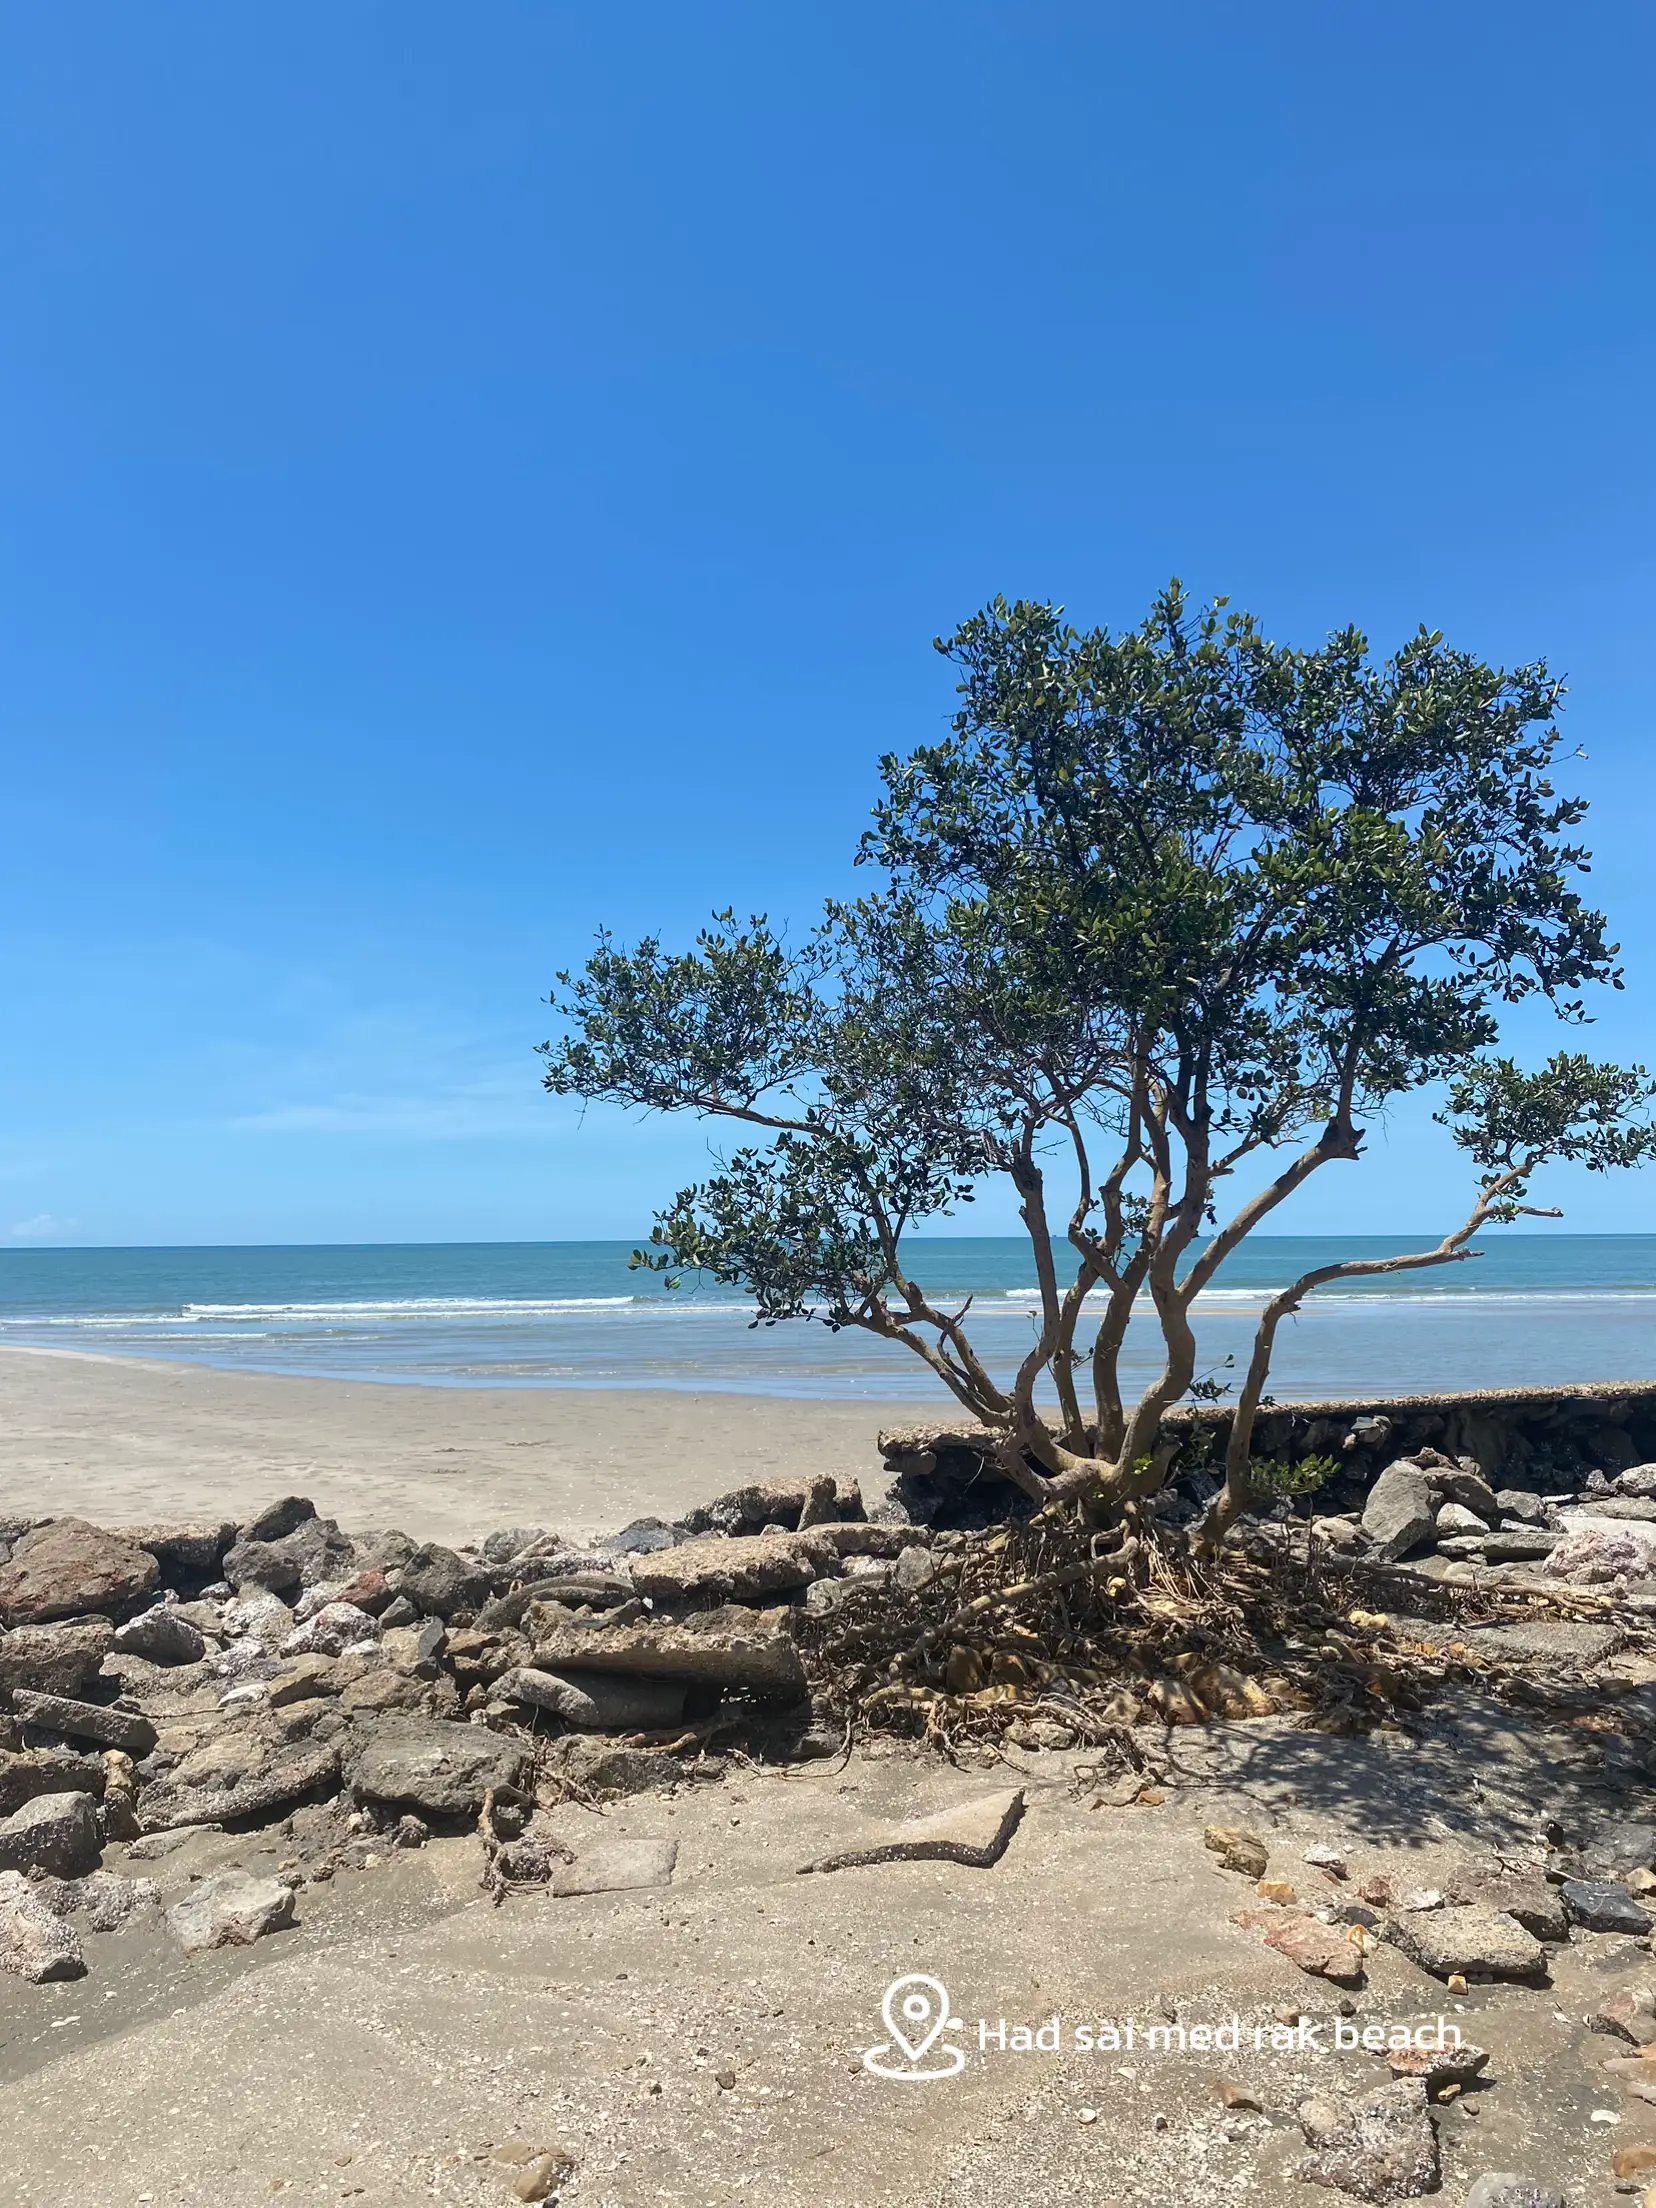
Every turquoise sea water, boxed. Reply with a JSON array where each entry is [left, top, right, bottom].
[[3, 1237, 1656, 1403]]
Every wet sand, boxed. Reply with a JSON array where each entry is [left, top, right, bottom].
[[0, 1346, 933, 1545]]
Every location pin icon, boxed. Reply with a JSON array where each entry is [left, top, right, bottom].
[[883, 1974, 948, 2065]]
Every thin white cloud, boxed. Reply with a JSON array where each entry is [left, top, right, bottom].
[[7, 1212, 78, 1241]]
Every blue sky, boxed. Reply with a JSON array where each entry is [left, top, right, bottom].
[[2, 1, 1654, 1247]]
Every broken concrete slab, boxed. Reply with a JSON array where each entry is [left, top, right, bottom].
[[629, 1534, 820, 1605], [799, 1788, 1024, 1874], [1387, 1905, 1546, 1982], [10, 1688, 157, 1755], [345, 1718, 530, 1818], [551, 1838, 679, 1896], [528, 1604, 807, 1698], [137, 1737, 340, 1833]]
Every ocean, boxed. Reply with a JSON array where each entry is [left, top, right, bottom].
[[2, 1236, 1655, 1404]]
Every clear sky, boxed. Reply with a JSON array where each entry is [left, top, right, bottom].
[[3, 2, 1654, 1247]]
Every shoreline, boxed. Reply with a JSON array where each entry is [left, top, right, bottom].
[[0, 1343, 933, 1546]]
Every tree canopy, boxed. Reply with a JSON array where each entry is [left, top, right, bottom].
[[542, 585, 1656, 1536]]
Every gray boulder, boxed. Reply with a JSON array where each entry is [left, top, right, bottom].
[[346, 1718, 530, 1817], [1434, 1502, 1488, 1537], [1434, 1468, 1500, 1521], [239, 1496, 316, 1544], [399, 1544, 490, 1621], [1582, 1820, 1656, 1881], [166, 1869, 296, 1953], [0, 1618, 115, 1699], [1494, 1489, 1549, 1525], [112, 1606, 206, 1665], [481, 1525, 552, 1569], [1560, 1877, 1653, 1935], [0, 1869, 85, 1981], [0, 1520, 159, 1626], [221, 1538, 302, 1594], [1361, 1465, 1437, 1561], [0, 1789, 101, 1878]]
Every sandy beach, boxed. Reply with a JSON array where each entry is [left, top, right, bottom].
[[0, 1347, 934, 1545]]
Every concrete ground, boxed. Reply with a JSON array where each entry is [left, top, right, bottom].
[[4, 1702, 1653, 2208]]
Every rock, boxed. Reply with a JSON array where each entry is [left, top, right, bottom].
[[0, 1520, 160, 1627], [345, 1718, 530, 1818], [0, 1789, 101, 1877], [1297, 2077, 1438, 2203], [112, 1606, 206, 1665], [1582, 1822, 1656, 1881], [1463, 2180, 1565, 2208], [552, 1838, 679, 1895], [1435, 1470, 1500, 1521], [382, 1617, 447, 1675], [443, 1628, 530, 1691], [137, 1736, 340, 1831], [495, 1667, 687, 1731], [1480, 1531, 1562, 1563], [280, 1602, 379, 1658], [1471, 1619, 1622, 1668], [511, 2150, 576, 2205], [334, 1568, 394, 1616], [1494, 1490, 1549, 1525], [221, 1590, 295, 1646], [0, 1619, 115, 1699], [602, 1517, 680, 1557], [1362, 1465, 1437, 1562], [337, 1668, 430, 1717], [1386, 2038, 1488, 2091], [399, 1544, 491, 1621], [1388, 1905, 1545, 1981], [529, 1605, 807, 1698], [679, 1480, 814, 1536], [1204, 1825, 1270, 1879], [1477, 1875, 1567, 1942], [479, 1576, 633, 1631], [10, 1689, 156, 1754], [1593, 1985, 1656, 2044], [268, 1517, 358, 1589], [481, 1526, 553, 1568], [166, 1869, 297, 1953], [267, 1655, 341, 1708], [1548, 1523, 1656, 1584], [630, 1533, 819, 1606], [1434, 1502, 1488, 1537], [0, 1869, 85, 1981], [894, 1545, 937, 1592], [0, 1746, 105, 1818], [1560, 1878, 1654, 1935], [1303, 1843, 1348, 1877], [239, 1497, 316, 1544], [124, 1522, 237, 1580], [60, 1868, 161, 1932], [547, 1738, 684, 1797], [1262, 1914, 1366, 1986], [800, 1788, 1024, 1873], [221, 1539, 302, 1594]]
